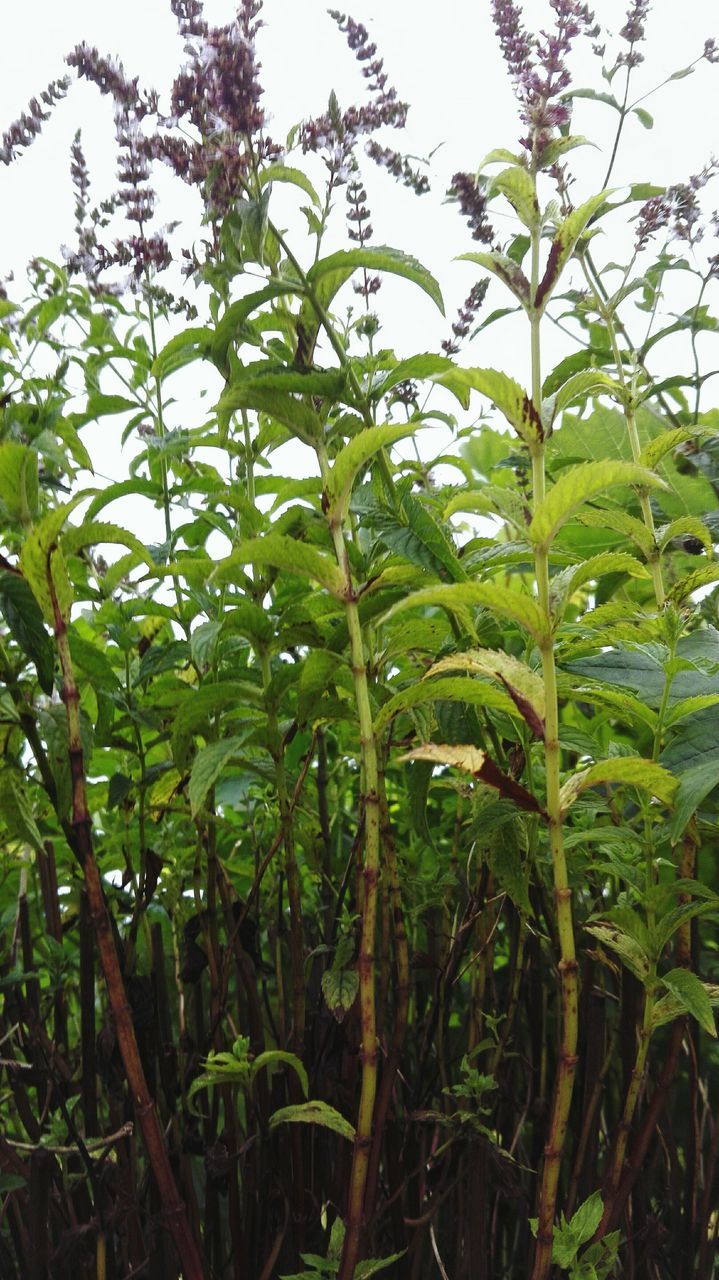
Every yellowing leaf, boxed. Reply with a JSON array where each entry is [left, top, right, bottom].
[[560, 756, 677, 815]]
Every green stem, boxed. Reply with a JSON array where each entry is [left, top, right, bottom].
[[316, 442, 381, 1280], [529, 209, 579, 1280]]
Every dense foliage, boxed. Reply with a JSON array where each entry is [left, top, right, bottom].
[[2, 2, 719, 1277]]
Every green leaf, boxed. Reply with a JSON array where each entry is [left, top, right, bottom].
[[370, 353, 456, 402], [259, 163, 322, 207], [251, 1050, 309, 1097], [86, 393, 139, 419], [308, 246, 444, 315], [428, 648, 545, 729], [321, 968, 359, 1022], [0, 570, 54, 693], [439, 367, 543, 443], [633, 106, 654, 129], [670, 759, 719, 839], [530, 461, 665, 549], [151, 327, 214, 379], [584, 922, 650, 981], [546, 369, 625, 427], [384, 581, 546, 641], [661, 967, 717, 1037], [457, 251, 531, 307], [669, 564, 719, 604], [652, 981, 719, 1030], [62, 521, 155, 570], [171, 683, 259, 769], [374, 675, 515, 734], [560, 756, 677, 815], [214, 535, 345, 597], [216, 372, 340, 445], [562, 551, 650, 596], [369, 492, 467, 582], [20, 498, 83, 625], [269, 1101, 356, 1141], [84, 477, 162, 521], [488, 166, 539, 229], [0, 441, 38, 523], [0, 768, 44, 854], [356, 1254, 407, 1279], [211, 281, 301, 372], [327, 423, 423, 520], [536, 190, 611, 310], [188, 734, 251, 817]]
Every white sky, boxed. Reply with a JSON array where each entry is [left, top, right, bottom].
[[1, 1, 718, 528]]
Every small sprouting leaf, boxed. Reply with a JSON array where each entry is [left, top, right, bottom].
[[269, 1100, 356, 1141], [214, 535, 345, 597], [399, 743, 545, 816], [559, 756, 677, 815], [321, 968, 359, 1022], [661, 967, 717, 1037], [633, 106, 654, 129], [530, 461, 665, 549], [438, 366, 543, 444], [535, 190, 612, 310]]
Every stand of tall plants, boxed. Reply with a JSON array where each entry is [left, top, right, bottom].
[[2, 2, 719, 1277]]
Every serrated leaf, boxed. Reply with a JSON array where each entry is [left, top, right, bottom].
[[428, 648, 545, 727], [669, 564, 719, 604], [584, 922, 650, 981], [62, 520, 155, 570], [259, 163, 322, 207], [383, 581, 546, 641], [399, 743, 545, 815], [488, 166, 539, 229], [439, 366, 543, 443], [321, 968, 359, 1022], [269, 1100, 356, 1140], [370, 353, 456, 401], [563, 551, 650, 596], [20, 498, 84, 625], [214, 535, 345, 597], [458, 251, 531, 307], [251, 1050, 309, 1097], [374, 675, 514, 734], [546, 369, 624, 427], [0, 768, 44, 853], [530, 461, 665, 549], [356, 1254, 407, 1279], [0, 570, 54, 693], [661, 967, 717, 1037], [0, 441, 38, 524], [652, 981, 719, 1030], [188, 735, 250, 816], [327, 423, 423, 519], [559, 756, 677, 815], [658, 516, 713, 554], [308, 246, 444, 314], [536, 190, 611, 309]]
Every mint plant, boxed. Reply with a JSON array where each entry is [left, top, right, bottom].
[[1, 3, 719, 1278]]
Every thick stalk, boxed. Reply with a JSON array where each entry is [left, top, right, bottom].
[[50, 586, 205, 1280], [317, 444, 382, 1280], [529, 217, 579, 1280]]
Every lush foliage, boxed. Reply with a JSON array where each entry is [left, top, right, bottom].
[[2, 3, 719, 1278]]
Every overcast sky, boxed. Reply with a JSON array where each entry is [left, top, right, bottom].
[[1, 1, 718, 509]]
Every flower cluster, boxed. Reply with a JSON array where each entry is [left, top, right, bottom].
[[705, 38, 719, 64], [490, 0, 599, 159], [364, 142, 430, 195], [66, 44, 157, 117], [442, 280, 489, 355], [448, 172, 494, 246], [635, 161, 719, 250], [617, 0, 651, 67], [0, 78, 70, 165], [300, 12, 408, 185]]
